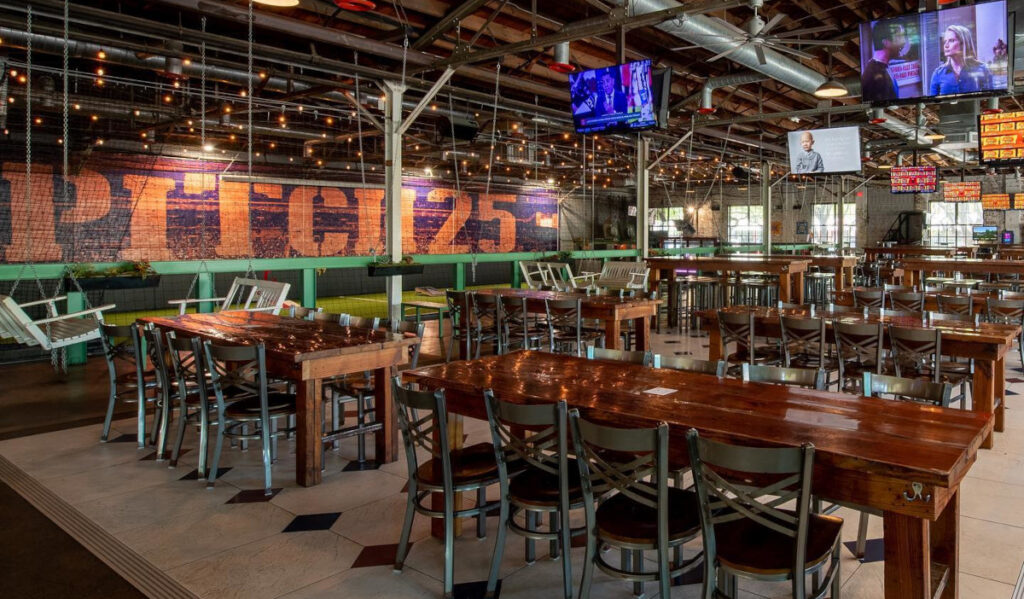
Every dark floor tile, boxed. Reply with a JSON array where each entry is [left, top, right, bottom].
[[1006, 378, 1024, 383], [342, 460, 381, 472], [179, 466, 230, 481], [226, 488, 281, 503], [664, 340, 680, 344], [140, 448, 189, 461], [351, 543, 413, 568], [283, 512, 341, 533], [843, 538, 884, 563], [673, 351, 693, 356], [109, 434, 138, 443], [453, 579, 501, 599], [1008, 390, 1020, 396]]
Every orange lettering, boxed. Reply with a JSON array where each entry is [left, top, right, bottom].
[[121, 175, 174, 261], [2, 164, 62, 262], [353, 188, 385, 255], [61, 168, 112, 224], [477, 194, 516, 253], [286, 186, 320, 256], [319, 187, 352, 256], [216, 181, 251, 257]]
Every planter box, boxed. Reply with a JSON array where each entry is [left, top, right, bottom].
[[66, 275, 162, 291], [367, 264, 424, 277]]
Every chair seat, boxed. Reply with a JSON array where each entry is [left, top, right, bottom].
[[716, 512, 843, 576], [789, 355, 840, 371], [727, 346, 781, 364], [224, 393, 297, 420], [508, 462, 583, 507], [116, 370, 157, 387], [596, 487, 700, 544], [416, 442, 500, 487]]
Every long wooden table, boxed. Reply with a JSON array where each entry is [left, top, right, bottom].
[[864, 246, 958, 261], [701, 306, 1017, 449], [833, 287, 1000, 315], [472, 288, 660, 352], [727, 253, 858, 291], [404, 350, 991, 599], [142, 311, 416, 486], [900, 258, 1024, 288]]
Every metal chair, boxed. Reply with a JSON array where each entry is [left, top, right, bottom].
[[499, 295, 545, 352], [889, 291, 925, 312], [392, 378, 501, 598], [544, 297, 602, 356], [165, 331, 215, 476], [986, 297, 1024, 365], [780, 315, 839, 388], [887, 326, 968, 407], [203, 340, 297, 495], [139, 323, 174, 459], [717, 309, 781, 372], [471, 292, 502, 357], [585, 345, 652, 366], [570, 410, 702, 599], [284, 304, 320, 319], [833, 320, 886, 393], [851, 288, 884, 309], [98, 322, 159, 445], [741, 363, 826, 390], [686, 429, 842, 599], [445, 290, 472, 361], [656, 354, 726, 377], [936, 294, 973, 316], [484, 393, 581, 599]]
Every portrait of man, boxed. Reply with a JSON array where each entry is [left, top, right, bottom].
[[794, 132, 824, 173], [596, 69, 627, 116], [863, 21, 906, 102]]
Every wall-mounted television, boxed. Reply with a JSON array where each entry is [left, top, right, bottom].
[[786, 126, 862, 175], [890, 166, 937, 193], [569, 60, 670, 135], [979, 110, 1024, 166], [973, 225, 999, 241], [858, 0, 1009, 105], [1003, 230, 1015, 244]]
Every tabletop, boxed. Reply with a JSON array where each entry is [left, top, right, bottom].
[[473, 287, 661, 309]]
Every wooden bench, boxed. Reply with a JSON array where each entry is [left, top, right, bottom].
[[571, 260, 649, 291]]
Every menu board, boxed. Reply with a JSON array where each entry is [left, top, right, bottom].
[[980, 111, 1024, 166], [982, 193, 1013, 210], [943, 181, 981, 202], [890, 166, 937, 193]]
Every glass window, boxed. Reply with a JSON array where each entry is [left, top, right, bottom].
[[727, 205, 764, 245], [927, 202, 981, 246], [810, 203, 856, 248], [650, 207, 687, 236]]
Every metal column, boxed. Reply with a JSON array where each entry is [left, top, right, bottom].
[[761, 161, 772, 254], [637, 136, 651, 257], [383, 80, 406, 325], [837, 177, 845, 250]]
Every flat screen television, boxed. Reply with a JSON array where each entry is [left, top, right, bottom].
[[890, 165, 937, 193], [786, 126, 862, 175], [973, 225, 999, 241], [979, 110, 1024, 166], [569, 60, 670, 135], [858, 0, 1009, 105]]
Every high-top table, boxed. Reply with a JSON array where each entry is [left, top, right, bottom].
[[833, 287, 1000, 314], [899, 257, 1024, 288], [726, 253, 858, 291], [647, 256, 810, 328], [701, 306, 1017, 449], [472, 288, 660, 353], [863, 246, 959, 261], [141, 311, 417, 486], [404, 350, 991, 599]]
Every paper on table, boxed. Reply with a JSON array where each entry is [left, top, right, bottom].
[[644, 387, 677, 396]]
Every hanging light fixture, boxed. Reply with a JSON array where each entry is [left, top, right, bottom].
[[813, 79, 847, 98], [334, 0, 376, 10], [923, 131, 946, 141], [697, 86, 715, 115], [254, 0, 299, 6], [548, 42, 574, 73], [983, 97, 1003, 115], [868, 107, 887, 124]]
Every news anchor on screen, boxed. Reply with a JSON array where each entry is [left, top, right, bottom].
[[928, 25, 994, 95], [863, 21, 906, 102], [596, 69, 628, 116], [793, 132, 825, 174]]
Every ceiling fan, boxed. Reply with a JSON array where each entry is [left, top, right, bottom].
[[670, 1, 845, 65]]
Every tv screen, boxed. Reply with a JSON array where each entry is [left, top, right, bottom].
[[943, 181, 981, 202], [569, 60, 662, 134], [973, 225, 998, 241], [890, 166, 937, 193], [979, 110, 1024, 166], [786, 126, 862, 175], [859, 0, 1009, 104], [1003, 230, 1015, 244]]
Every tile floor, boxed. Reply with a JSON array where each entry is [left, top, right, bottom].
[[1, 328, 1023, 598]]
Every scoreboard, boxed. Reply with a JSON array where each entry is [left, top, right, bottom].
[[980, 111, 1024, 166]]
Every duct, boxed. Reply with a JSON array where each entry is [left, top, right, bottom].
[[676, 71, 768, 111]]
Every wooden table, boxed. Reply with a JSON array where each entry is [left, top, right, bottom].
[[996, 248, 1024, 260], [833, 287, 998, 315], [472, 288, 660, 353], [142, 311, 416, 486], [404, 350, 991, 599], [726, 254, 858, 291], [402, 300, 448, 359], [864, 246, 958, 261], [900, 258, 1024, 288], [701, 306, 1017, 449]]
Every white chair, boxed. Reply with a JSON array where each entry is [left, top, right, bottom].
[[570, 260, 649, 291], [0, 294, 114, 350], [168, 277, 290, 315], [518, 261, 575, 291]]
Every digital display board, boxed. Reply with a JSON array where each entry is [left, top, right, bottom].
[[890, 166, 938, 193], [943, 181, 982, 202], [979, 110, 1024, 165], [982, 193, 1012, 209]]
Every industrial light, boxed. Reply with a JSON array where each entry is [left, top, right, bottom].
[[333, 0, 375, 10], [254, 0, 299, 5], [983, 97, 1003, 115], [923, 132, 946, 141], [813, 79, 848, 99], [548, 42, 574, 74]]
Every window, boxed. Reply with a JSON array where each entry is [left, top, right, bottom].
[[927, 202, 982, 246], [650, 207, 687, 236], [810, 203, 857, 248], [727, 205, 764, 245]]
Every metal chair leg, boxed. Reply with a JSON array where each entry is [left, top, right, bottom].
[[170, 395, 189, 467], [548, 511, 559, 558], [855, 511, 870, 558], [394, 480, 417, 572], [525, 510, 537, 564], [206, 410, 227, 488], [476, 487, 487, 539], [486, 486, 508, 598], [101, 380, 117, 442]]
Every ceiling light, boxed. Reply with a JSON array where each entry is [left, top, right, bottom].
[[813, 79, 847, 99], [923, 132, 946, 141], [333, 0, 375, 10], [878, 164, 893, 170], [254, 0, 299, 5], [548, 42, 574, 74]]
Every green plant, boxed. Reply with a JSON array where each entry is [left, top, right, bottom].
[[66, 261, 157, 279]]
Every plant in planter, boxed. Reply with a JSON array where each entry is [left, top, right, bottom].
[[367, 253, 424, 277], [65, 260, 161, 290]]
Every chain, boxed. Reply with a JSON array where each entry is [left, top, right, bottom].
[[186, 18, 211, 301], [244, 0, 256, 279], [484, 63, 500, 198], [355, 52, 366, 186]]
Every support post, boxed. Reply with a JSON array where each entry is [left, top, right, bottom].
[[761, 160, 772, 255], [637, 136, 651, 257], [301, 268, 317, 308], [197, 271, 215, 314], [838, 177, 845, 251], [66, 291, 87, 365], [453, 263, 466, 290], [384, 80, 406, 326], [511, 262, 521, 289]]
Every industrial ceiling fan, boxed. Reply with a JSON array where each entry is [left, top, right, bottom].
[[671, 0, 845, 65]]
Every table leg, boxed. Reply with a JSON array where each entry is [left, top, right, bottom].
[[974, 359, 996, 449], [374, 366, 398, 463], [437, 307, 447, 362], [605, 318, 623, 351], [834, 270, 844, 292], [296, 378, 323, 486], [667, 272, 680, 330], [431, 413, 464, 539], [996, 355, 1006, 434], [707, 326, 724, 361], [793, 272, 804, 304], [931, 490, 960, 599], [633, 316, 651, 351], [883, 511, 933, 599], [779, 273, 792, 303]]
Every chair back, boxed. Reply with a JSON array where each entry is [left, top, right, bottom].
[[311, 310, 344, 323], [165, 331, 207, 406], [391, 377, 454, 490], [586, 345, 652, 366], [221, 277, 290, 313], [140, 323, 172, 401], [499, 295, 531, 352], [686, 429, 816, 596], [544, 298, 584, 356], [986, 298, 1024, 325], [345, 315, 380, 329], [717, 309, 756, 364], [779, 315, 826, 368], [484, 391, 569, 491], [0, 296, 37, 345], [833, 320, 884, 384], [936, 294, 973, 315], [285, 305, 320, 320], [883, 284, 915, 294], [852, 289, 884, 309], [389, 320, 425, 369], [741, 363, 825, 390], [927, 311, 979, 325], [888, 326, 941, 383], [99, 322, 146, 385], [657, 355, 726, 377], [862, 372, 952, 407], [889, 291, 925, 312], [202, 341, 267, 410]]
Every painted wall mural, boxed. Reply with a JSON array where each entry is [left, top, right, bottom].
[[0, 156, 559, 264]]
